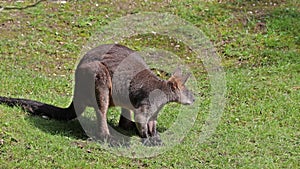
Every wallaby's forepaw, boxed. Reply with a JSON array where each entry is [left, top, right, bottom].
[[142, 135, 163, 146]]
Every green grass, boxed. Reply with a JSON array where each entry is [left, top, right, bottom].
[[0, 0, 299, 168]]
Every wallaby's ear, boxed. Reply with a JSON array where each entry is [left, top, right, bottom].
[[181, 72, 191, 84], [167, 80, 177, 91], [172, 68, 182, 77], [169, 68, 191, 84], [168, 68, 182, 82]]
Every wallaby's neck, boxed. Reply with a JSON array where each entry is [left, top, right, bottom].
[[129, 70, 178, 108], [156, 79, 178, 104]]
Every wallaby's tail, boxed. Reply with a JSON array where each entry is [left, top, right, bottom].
[[0, 96, 76, 121]]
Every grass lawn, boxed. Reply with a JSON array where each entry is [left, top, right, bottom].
[[0, 0, 299, 168]]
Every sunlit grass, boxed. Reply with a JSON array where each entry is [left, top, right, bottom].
[[0, 0, 299, 168]]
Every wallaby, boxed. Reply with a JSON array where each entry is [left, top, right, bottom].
[[0, 44, 195, 146]]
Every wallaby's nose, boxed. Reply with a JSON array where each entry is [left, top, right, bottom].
[[189, 93, 196, 104], [185, 95, 195, 105], [190, 96, 195, 105]]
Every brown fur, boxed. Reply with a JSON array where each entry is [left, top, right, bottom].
[[0, 44, 195, 146]]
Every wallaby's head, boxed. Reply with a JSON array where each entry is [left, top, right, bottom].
[[167, 69, 195, 105]]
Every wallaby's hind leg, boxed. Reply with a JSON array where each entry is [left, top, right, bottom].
[[94, 63, 112, 140], [94, 92, 110, 139], [119, 108, 136, 131], [73, 62, 98, 117], [76, 61, 112, 140]]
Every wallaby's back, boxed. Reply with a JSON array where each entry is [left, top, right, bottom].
[[0, 44, 139, 120], [78, 44, 137, 76]]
